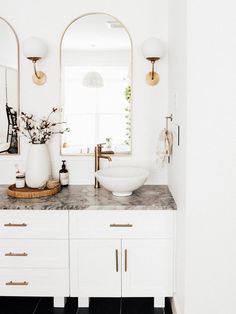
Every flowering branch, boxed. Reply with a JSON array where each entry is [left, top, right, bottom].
[[17, 107, 69, 144]]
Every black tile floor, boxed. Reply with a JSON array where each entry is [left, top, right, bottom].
[[0, 297, 172, 314]]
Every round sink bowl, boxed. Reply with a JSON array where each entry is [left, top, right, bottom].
[[95, 166, 149, 197], [0, 142, 10, 153]]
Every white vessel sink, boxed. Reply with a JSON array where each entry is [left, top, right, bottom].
[[95, 166, 149, 197], [0, 142, 10, 153]]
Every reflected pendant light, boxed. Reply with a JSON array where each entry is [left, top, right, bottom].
[[83, 72, 104, 88]]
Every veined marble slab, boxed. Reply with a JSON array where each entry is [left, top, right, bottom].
[[0, 185, 177, 210]]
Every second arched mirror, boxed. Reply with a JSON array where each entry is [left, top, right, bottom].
[[60, 13, 132, 155]]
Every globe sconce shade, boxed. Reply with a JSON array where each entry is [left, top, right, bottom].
[[83, 72, 104, 88], [142, 38, 165, 86], [23, 37, 48, 85]]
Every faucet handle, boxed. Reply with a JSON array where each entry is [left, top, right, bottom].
[[97, 143, 106, 147], [96, 143, 114, 154]]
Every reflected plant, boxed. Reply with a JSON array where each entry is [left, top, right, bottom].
[[17, 107, 69, 144], [124, 85, 131, 146], [106, 137, 112, 149]]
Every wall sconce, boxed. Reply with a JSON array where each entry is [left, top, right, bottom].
[[142, 38, 165, 86], [23, 37, 47, 85]]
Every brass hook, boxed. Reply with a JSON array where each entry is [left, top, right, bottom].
[[165, 114, 173, 130]]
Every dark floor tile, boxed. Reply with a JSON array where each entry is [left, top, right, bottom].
[[85, 298, 166, 314], [0, 297, 171, 314], [153, 310, 164, 314], [122, 298, 154, 314], [87, 298, 120, 314], [165, 298, 173, 314], [0, 296, 40, 314], [35, 297, 78, 314]]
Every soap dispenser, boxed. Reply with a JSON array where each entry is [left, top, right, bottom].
[[59, 160, 69, 187]]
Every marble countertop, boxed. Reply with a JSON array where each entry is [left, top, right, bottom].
[[0, 185, 177, 210]]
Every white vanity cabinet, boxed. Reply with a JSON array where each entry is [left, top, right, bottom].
[[0, 208, 175, 308], [121, 239, 173, 297], [70, 239, 121, 297], [0, 210, 69, 305], [69, 210, 175, 308]]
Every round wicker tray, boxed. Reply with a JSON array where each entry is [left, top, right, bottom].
[[7, 184, 61, 199]]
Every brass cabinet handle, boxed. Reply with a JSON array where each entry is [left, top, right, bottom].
[[110, 224, 133, 228], [4, 223, 27, 227], [115, 249, 119, 272], [5, 281, 28, 286], [125, 249, 128, 272], [5, 252, 28, 257]]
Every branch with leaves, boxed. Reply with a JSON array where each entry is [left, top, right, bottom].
[[17, 107, 69, 144], [124, 85, 132, 146]]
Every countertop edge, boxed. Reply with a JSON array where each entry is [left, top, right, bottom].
[[0, 185, 177, 211]]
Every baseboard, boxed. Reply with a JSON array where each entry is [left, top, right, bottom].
[[170, 297, 181, 314]]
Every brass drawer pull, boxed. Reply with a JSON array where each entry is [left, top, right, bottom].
[[4, 223, 27, 227], [110, 224, 133, 228], [115, 249, 119, 272], [5, 252, 28, 257], [125, 249, 128, 272], [5, 281, 28, 286]]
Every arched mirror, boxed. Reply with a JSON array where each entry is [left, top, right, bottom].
[[0, 18, 19, 154], [60, 13, 132, 155]]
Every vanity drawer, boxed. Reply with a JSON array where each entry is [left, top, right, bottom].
[[70, 210, 174, 239], [0, 210, 68, 239], [0, 239, 68, 268], [0, 268, 69, 296]]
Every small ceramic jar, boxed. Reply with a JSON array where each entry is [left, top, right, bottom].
[[16, 174, 25, 189]]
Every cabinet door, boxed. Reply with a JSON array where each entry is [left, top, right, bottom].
[[70, 239, 121, 297], [122, 239, 173, 297]]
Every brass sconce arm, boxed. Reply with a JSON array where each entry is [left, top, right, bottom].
[[27, 57, 41, 79], [146, 57, 160, 80]]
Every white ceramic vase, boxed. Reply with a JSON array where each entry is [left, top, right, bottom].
[[25, 144, 51, 188]]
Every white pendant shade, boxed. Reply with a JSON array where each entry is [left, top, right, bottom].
[[23, 37, 48, 58], [142, 38, 165, 58], [83, 72, 104, 88]]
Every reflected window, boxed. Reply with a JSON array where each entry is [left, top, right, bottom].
[[61, 14, 132, 155]]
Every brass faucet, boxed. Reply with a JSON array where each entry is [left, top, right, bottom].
[[94, 143, 114, 188]]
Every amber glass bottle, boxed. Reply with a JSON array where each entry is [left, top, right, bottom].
[[59, 160, 69, 187]]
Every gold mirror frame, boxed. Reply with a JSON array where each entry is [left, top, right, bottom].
[[0, 17, 20, 156], [59, 12, 133, 156]]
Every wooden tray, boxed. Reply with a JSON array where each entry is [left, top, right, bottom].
[[7, 184, 61, 199]]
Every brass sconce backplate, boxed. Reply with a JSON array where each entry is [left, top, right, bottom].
[[27, 57, 47, 85], [146, 72, 159, 85], [146, 57, 160, 86], [32, 71, 47, 85]]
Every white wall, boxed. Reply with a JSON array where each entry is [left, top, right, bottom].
[[0, 0, 168, 185], [168, 0, 187, 312], [169, 0, 236, 313], [185, 1, 236, 313]]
